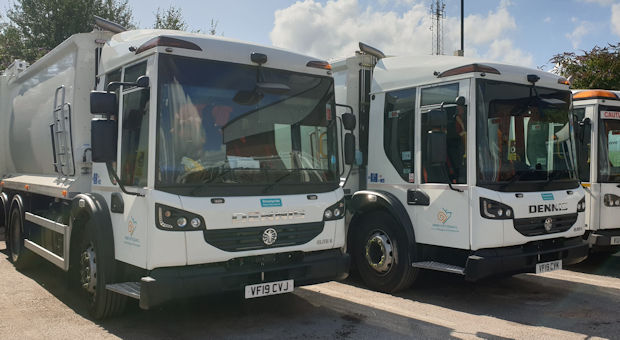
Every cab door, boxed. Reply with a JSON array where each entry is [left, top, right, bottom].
[[101, 60, 152, 267], [573, 104, 596, 230], [409, 80, 471, 249]]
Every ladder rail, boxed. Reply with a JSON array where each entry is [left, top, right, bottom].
[[51, 86, 76, 177]]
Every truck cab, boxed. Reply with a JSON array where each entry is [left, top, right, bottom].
[[333, 44, 588, 292], [1, 26, 350, 318], [572, 89, 620, 252]]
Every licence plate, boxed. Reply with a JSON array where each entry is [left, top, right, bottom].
[[536, 260, 562, 274], [611, 236, 620, 245], [244, 279, 294, 299]]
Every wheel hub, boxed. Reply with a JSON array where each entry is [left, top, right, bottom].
[[365, 231, 394, 274], [80, 244, 97, 294]]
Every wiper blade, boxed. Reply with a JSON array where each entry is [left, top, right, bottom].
[[499, 171, 523, 190], [262, 168, 326, 193]]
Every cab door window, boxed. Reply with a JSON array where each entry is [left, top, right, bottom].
[[384, 88, 416, 182], [420, 83, 467, 184], [120, 61, 149, 187]]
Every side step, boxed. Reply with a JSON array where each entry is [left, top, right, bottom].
[[24, 212, 72, 271], [412, 261, 465, 275], [106, 282, 141, 300]]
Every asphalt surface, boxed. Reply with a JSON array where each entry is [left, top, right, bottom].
[[0, 240, 619, 339]]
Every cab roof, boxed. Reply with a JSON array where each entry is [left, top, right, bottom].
[[101, 29, 330, 77], [370, 55, 569, 94]]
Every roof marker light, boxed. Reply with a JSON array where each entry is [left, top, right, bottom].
[[573, 90, 619, 101], [437, 63, 500, 78], [306, 60, 332, 70], [135, 36, 202, 54], [557, 77, 571, 86]]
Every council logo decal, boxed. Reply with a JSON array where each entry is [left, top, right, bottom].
[[128, 217, 137, 236], [437, 208, 452, 224]]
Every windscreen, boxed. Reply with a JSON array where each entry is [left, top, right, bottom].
[[476, 79, 578, 191], [156, 54, 339, 196], [598, 105, 620, 182]]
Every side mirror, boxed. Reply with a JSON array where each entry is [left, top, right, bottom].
[[427, 131, 447, 165], [579, 117, 591, 127], [455, 96, 466, 106], [342, 113, 356, 131], [91, 119, 117, 162], [90, 91, 117, 115], [344, 133, 356, 165]]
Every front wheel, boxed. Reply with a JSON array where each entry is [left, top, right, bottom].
[[77, 220, 126, 319], [352, 211, 418, 293]]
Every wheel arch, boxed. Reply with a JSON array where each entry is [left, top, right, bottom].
[[69, 193, 115, 263], [348, 190, 416, 252]]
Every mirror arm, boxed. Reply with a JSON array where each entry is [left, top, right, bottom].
[[335, 103, 354, 115], [442, 165, 463, 192], [105, 162, 144, 197]]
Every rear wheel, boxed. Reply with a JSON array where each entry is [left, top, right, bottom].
[[352, 211, 418, 293], [77, 220, 126, 319], [8, 205, 37, 270]]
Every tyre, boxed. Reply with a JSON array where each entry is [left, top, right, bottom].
[[77, 219, 126, 319], [352, 211, 418, 293], [8, 205, 37, 270]]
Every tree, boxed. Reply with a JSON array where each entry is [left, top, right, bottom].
[[550, 43, 620, 89], [153, 6, 188, 31], [0, 0, 134, 69]]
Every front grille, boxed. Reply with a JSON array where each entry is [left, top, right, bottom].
[[513, 213, 578, 236], [204, 222, 324, 252]]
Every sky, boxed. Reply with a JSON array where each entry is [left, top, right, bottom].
[[1, 0, 620, 70]]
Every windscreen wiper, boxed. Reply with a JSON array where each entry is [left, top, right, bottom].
[[499, 171, 524, 191]]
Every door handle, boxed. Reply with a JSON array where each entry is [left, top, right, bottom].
[[407, 189, 429, 206]]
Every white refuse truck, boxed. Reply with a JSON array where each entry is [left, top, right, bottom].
[[572, 89, 620, 252], [0, 18, 351, 318], [333, 43, 589, 292]]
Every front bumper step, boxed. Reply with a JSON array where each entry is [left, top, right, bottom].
[[412, 261, 465, 275], [106, 282, 141, 299]]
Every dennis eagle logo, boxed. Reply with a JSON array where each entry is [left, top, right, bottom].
[[544, 217, 553, 232], [262, 228, 278, 245]]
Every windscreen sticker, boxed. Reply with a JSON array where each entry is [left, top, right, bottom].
[[388, 110, 400, 118], [409, 173, 415, 183], [402, 151, 412, 161], [602, 111, 620, 120]]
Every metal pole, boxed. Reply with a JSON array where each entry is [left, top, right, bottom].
[[461, 0, 464, 55]]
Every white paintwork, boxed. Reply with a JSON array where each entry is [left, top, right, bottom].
[[336, 51, 585, 254], [2, 28, 345, 274]]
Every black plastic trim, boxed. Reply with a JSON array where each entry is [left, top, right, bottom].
[[138, 249, 350, 309], [465, 236, 588, 281], [71, 193, 115, 264]]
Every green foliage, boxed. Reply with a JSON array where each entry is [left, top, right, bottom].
[[551, 43, 620, 89], [154, 6, 187, 31], [0, 0, 134, 70]]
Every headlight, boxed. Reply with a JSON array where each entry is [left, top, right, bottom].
[[323, 198, 345, 221], [156, 204, 206, 231], [479, 198, 514, 220], [603, 194, 620, 208]]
